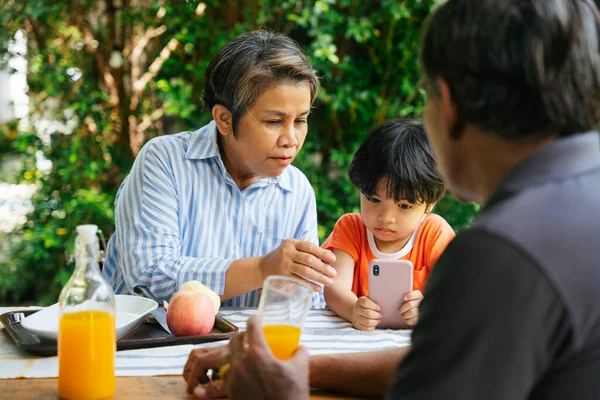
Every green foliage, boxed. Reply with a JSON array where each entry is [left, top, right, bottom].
[[1, 188, 114, 305], [434, 195, 480, 232], [0, 0, 479, 306], [0, 121, 19, 158]]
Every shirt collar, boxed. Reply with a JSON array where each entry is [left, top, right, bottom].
[[185, 121, 220, 160], [244, 171, 293, 193], [484, 132, 600, 210], [273, 172, 293, 192], [184, 120, 294, 193]]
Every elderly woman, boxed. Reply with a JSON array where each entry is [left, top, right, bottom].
[[102, 30, 336, 307]]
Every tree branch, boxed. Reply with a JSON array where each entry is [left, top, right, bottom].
[[130, 37, 179, 110], [120, 0, 131, 48], [7, 0, 30, 25], [71, 7, 120, 107], [130, 25, 167, 83], [106, 0, 117, 47], [25, 17, 47, 53], [84, 115, 99, 135], [138, 108, 164, 133], [128, 107, 163, 155]]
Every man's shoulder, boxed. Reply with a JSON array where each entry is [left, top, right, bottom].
[[474, 176, 600, 248], [468, 181, 600, 347]]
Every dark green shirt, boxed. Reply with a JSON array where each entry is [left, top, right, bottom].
[[388, 132, 600, 400]]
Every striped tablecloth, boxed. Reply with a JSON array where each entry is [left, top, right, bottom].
[[0, 307, 411, 379]]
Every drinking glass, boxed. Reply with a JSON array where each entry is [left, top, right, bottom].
[[257, 275, 312, 360]]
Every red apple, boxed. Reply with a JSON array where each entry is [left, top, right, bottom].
[[166, 290, 215, 336], [179, 280, 221, 313]]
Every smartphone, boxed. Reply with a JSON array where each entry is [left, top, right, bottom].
[[368, 259, 414, 329]]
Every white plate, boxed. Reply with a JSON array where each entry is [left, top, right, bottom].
[[21, 295, 158, 341]]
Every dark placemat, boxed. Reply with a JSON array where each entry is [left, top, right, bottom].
[[0, 310, 237, 357]]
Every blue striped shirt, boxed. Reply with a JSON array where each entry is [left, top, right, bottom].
[[102, 121, 325, 308]]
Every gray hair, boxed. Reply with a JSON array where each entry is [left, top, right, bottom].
[[420, 0, 600, 140], [203, 30, 319, 136]]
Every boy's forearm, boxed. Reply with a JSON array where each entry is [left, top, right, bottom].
[[324, 289, 357, 323], [309, 346, 411, 398]]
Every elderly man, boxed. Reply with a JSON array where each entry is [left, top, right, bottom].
[[185, 0, 600, 398]]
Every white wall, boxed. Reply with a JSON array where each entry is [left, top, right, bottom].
[[0, 30, 32, 238], [0, 29, 28, 123]]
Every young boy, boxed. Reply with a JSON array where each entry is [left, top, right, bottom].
[[323, 119, 455, 331]]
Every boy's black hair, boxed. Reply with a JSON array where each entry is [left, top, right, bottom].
[[348, 119, 445, 205]]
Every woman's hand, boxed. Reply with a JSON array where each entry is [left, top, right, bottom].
[[260, 239, 337, 291]]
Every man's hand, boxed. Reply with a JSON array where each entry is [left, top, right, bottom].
[[260, 239, 337, 291], [398, 290, 424, 326], [223, 316, 310, 400], [183, 345, 228, 398], [352, 297, 382, 331]]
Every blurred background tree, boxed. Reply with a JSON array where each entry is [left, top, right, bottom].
[[0, 0, 479, 305]]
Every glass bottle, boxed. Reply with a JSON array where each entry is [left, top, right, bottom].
[[58, 224, 116, 400]]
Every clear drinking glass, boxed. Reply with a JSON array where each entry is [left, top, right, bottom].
[[257, 275, 312, 360]]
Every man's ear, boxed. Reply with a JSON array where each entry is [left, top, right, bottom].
[[437, 78, 459, 139], [212, 105, 234, 137]]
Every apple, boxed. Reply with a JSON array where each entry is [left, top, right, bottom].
[[166, 290, 215, 336], [179, 280, 221, 314]]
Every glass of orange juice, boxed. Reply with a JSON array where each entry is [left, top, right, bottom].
[[257, 275, 312, 360]]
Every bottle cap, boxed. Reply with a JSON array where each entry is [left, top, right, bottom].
[[76, 224, 98, 244]]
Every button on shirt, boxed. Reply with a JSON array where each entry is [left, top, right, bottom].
[[102, 121, 325, 308]]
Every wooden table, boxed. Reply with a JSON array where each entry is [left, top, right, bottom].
[[0, 376, 361, 399]]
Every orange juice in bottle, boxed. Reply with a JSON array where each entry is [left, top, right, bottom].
[[58, 225, 116, 400], [262, 324, 301, 360]]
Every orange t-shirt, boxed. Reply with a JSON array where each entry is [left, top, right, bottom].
[[322, 213, 455, 297]]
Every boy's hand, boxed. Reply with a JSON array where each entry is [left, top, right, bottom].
[[352, 296, 382, 331], [398, 290, 424, 327]]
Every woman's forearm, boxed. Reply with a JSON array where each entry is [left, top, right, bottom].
[[221, 256, 264, 301]]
